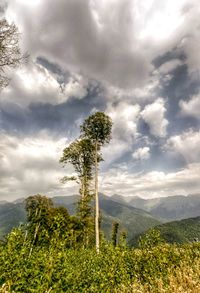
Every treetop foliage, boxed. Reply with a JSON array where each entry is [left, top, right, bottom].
[[80, 111, 112, 145], [60, 138, 98, 182]]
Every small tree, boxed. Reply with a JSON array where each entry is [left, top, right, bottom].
[[81, 112, 112, 252], [111, 222, 119, 247], [0, 19, 23, 89], [25, 194, 81, 251]]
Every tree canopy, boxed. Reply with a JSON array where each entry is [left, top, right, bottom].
[[81, 111, 112, 145]]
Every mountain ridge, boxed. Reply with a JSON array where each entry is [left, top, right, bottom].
[[0, 194, 160, 240], [130, 216, 200, 246]]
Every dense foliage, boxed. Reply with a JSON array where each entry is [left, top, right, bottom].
[[130, 216, 200, 246], [0, 226, 200, 292]]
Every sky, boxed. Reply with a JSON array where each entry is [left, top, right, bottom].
[[0, 0, 200, 201]]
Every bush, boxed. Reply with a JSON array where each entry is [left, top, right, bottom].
[[0, 227, 200, 292]]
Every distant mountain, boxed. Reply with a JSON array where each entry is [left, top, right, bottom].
[[52, 195, 78, 214], [0, 202, 26, 238], [0, 200, 8, 205], [0, 194, 160, 240], [99, 194, 160, 240], [130, 216, 200, 246], [110, 194, 200, 221], [53, 194, 161, 240]]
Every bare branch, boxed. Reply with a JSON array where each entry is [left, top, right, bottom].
[[0, 19, 27, 89]]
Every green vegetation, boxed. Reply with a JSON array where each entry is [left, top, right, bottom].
[[156, 216, 200, 243], [0, 194, 199, 292], [130, 216, 200, 247], [0, 225, 200, 292]]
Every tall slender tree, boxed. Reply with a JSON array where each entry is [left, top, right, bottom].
[[81, 112, 112, 252], [60, 138, 99, 246]]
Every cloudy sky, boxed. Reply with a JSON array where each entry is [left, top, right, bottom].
[[0, 0, 200, 201]]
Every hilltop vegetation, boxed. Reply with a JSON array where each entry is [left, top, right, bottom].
[[130, 216, 200, 247], [157, 216, 200, 243]]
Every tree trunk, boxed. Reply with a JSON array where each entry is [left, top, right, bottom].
[[81, 176, 85, 199], [95, 141, 99, 253]]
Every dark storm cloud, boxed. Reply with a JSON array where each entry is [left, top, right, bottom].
[[36, 57, 70, 86], [159, 63, 200, 134], [0, 82, 106, 137], [7, 0, 152, 90]]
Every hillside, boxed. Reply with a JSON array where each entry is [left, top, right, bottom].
[[99, 195, 160, 240], [52, 194, 161, 240], [111, 194, 200, 221], [130, 216, 200, 246], [0, 194, 160, 240], [0, 202, 26, 238]]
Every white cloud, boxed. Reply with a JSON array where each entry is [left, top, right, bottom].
[[102, 138, 130, 167], [4, 0, 200, 93], [158, 59, 183, 74], [141, 98, 168, 137], [0, 61, 89, 107], [0, 62, 62, 107], [0, 131, 78, 200], [1, 129, 200, 201], [107, 101, 140, 142], [98, 102, 141, 166], [179, 94, 200, 119], [132, 147, 150, 160], [178, 1, 200, 78], [101, 163, 200, 198], [167, 130, 200, 163], [63, 74, 88, 100]]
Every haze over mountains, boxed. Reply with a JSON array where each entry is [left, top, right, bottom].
[[111, 193, 200, 221], [1, 193, 200, 242]]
